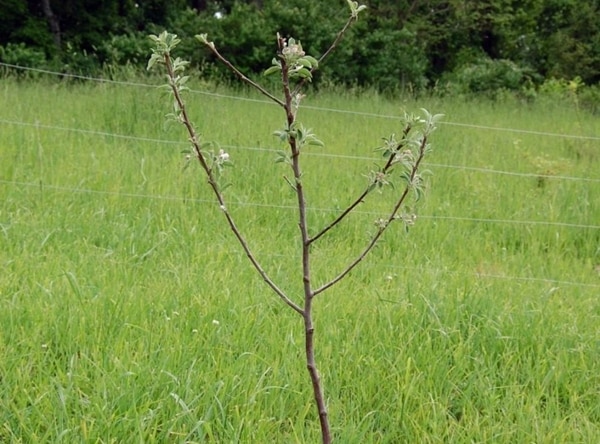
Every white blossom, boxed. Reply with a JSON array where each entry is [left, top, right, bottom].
[[218, 149, 229, 162]]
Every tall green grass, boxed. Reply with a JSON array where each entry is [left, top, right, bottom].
[[1, 77, 599, 442]]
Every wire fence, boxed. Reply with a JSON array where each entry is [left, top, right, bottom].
[[1, 118, 599, 186], [1, 62, 599, 289], [2, 178, 599, 231], [2, 179, 599, 290]]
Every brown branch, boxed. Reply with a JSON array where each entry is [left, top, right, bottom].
[[313, 134, 428, 298], [164, 53, 302, 315], [202, 42, 286, 108], [279, 34, 331, 444], [317, 14, 357, 66], [304, 305, 331, 444], [292, 14, 357, 96], [309, 187, 371, 245], [309, 125, 412, 245]]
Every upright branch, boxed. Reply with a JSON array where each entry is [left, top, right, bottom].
[[276, 31, 332, 443], [148, 32, 302, 315]]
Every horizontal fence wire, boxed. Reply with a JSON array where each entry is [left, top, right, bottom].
[[1, 180, 598, 289], [2, 179, 599, 231], [1, 62, 599, 142], [1, 118, 599, 184]]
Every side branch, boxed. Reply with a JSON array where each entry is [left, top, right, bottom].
[[317, 15, 356, 67], [200, 40, 286, 108], [309, 125, 411, 245], [309, 187, 370, 245], [292, 14, 356, 96], [313, 135, 428, 297], [164, 53, 302, 315]]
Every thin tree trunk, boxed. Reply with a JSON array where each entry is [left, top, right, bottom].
[[305, 309, 331, 443], [41, 0, 61, 49]]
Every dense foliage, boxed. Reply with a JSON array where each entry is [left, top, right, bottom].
[[1, 0, 599, 95]]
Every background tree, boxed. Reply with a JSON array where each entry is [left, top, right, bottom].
[[1, 0, 598, 88]]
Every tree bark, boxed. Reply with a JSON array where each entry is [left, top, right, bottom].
[[41, 0, 61, 49]]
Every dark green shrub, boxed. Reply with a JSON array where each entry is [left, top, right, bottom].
[[0, 42, 47, 67], [59, 43, 100, 76], [100, 32, 154, 67], [440, 57, 533, 98], [578, 84, 600, 114]]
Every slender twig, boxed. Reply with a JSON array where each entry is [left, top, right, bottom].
[[164, 52, 303, 315], [292, 14, 357, 97], [309, 125, 411, 245], [317, 15, 357, 66], [202, 43, 286, 107], [309, 187, 371, 245], [313, 135, 428, 297]]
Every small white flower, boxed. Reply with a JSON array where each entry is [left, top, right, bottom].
[[282, 44, 305, 58], [218, 149, 229, 162], [212, 319, 220, 326]]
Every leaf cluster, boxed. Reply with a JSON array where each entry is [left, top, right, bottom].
[[371, 110, 442, 201], [264, 37, 319, 81]]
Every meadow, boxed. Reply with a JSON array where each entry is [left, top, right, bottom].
[[1, 74, 599, 443]]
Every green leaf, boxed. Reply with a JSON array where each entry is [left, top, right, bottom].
[[295, 67, 313, 80], [147, 53, 161, 71], [264, 65, 281, 76], [347, 0, 367, 18], [283, 175, 297, 191], [195, 34, 209, 44], [303, 55, 319, 67], [297, 58, 313, 68], [307, 138, 324, 147], [400, 171, 411, 184], [273, 129, 289, 142], [414, 186, 423, 201], [165, 33, 181, 49], [275, 150, 291, 164]]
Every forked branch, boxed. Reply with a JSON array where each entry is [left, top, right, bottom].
[[157, 48, 302, 315], [313, 134, 429, 297], [197, 34, 286, 107], [309, 125, 412, 245]]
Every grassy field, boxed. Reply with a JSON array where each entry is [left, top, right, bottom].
[[1, 75, 599, 443]]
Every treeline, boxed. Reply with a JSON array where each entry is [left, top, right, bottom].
[[1, 0, 599, 95]]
